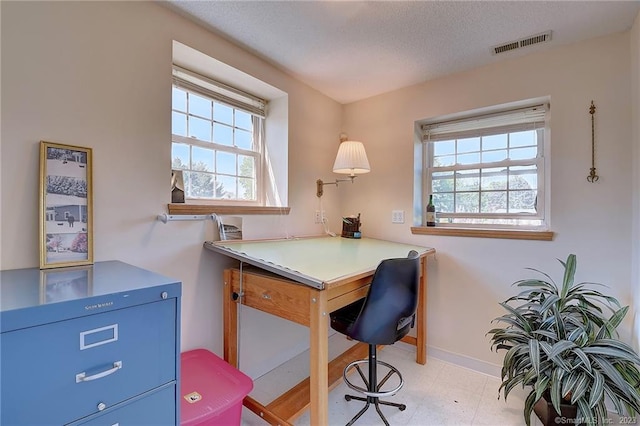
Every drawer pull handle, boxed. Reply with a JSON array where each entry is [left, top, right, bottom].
[[76, 361, 123, 383]]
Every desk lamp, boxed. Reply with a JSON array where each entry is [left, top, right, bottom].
[[316, 134, 370, 197]]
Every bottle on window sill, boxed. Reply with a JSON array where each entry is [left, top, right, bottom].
[[426, 194, 436, 227]]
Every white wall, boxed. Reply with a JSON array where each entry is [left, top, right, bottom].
[[0, 1, 343, 377], [631, 12, 640, 352], [343, 32, 635, 374]]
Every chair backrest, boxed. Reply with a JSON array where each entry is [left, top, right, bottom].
[[347, 250, 420, 345]]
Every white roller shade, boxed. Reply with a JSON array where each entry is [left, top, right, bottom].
[[422, 104, 547, 141], [173, 65, 267, 118]]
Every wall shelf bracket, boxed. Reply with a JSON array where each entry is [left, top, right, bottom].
[[157, 213, 217, 224]]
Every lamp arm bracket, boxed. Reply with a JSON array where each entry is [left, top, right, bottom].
[[316, 176, 356, 198]]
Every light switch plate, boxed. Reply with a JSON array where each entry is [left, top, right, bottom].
[[391, 210, 405, 224]]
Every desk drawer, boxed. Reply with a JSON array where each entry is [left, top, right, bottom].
[[230, 270, 311, 326], [1, 300, 176, 425]]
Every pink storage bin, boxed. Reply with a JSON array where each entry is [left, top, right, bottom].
[[181, 349, 253, 426]]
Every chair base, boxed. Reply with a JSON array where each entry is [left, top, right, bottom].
[[342, 348, 406, 425], [343, 394, 406, 426]]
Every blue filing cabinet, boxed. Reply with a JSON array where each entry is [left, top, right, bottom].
[[0, 260, 182, 426]]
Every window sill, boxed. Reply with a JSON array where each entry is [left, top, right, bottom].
[[411, 226, 554, 241], [168, 204, 291, 215]]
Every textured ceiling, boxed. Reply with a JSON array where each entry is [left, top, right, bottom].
[[165, 1, 640, 104]]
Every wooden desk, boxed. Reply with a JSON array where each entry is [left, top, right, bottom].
[[205, 236, 435, 425]]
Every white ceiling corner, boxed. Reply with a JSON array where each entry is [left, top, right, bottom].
[[164, 0, 640, 104]]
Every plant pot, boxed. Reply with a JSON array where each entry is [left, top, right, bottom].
[[533, 394, 584, 426]]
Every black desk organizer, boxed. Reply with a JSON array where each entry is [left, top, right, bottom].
[[341, 214, 361, 239]]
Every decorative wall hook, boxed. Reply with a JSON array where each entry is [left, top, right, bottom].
[[587, 100, 599, 183]]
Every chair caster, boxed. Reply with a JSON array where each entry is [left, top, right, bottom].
[[398, 404, 406, 411], [345, 395, 352, 401]]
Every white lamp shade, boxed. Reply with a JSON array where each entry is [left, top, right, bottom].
[[332, 141, 371, 175]]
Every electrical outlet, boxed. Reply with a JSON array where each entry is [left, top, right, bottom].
[[315, 210, 325, 224], [391, 210, 405, 224]]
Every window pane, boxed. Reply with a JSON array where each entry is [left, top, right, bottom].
[[189, 94, 212, 119], [510, 167, 538, 190], [172, 112, 187, 137], [235, 129, 253, 150], [238, 155, 255, 178], [432, 171, 454, 192], [239, 177, 256, 200], [481, 167, 507, 190], [456, 192, 479, 213], [509, 146, 537, 160], [434, 155, 455, 167], [192, 146, 214, 172], [171, 143, 189, 169], [189, 117, 212, 142], [217, 151, 236, 175], [457, 152, 480, 165], [433, 140, 455, 156], [214, 123, 233, 146], [483, 134, 507, 150], [182, 171, 191, 195], [456, 169, 480, 191], [172, 87, 187, 112], [235, 111, 253, 130], [218, 175, 237, 199], [481, 191, 507, 213], [434, 193, 454, 213], [214, 104, 233, 125], [509, 190, 537, 212], [481, 149, 507, 163], [187, 171, 214, 198], [510, 130, 536, 147], [457, 137, 479, 153], [212, 178, 226, 198]]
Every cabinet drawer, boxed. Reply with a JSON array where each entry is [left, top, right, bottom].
[[1, 299, 177, 425], [68, 383, 176, 426]]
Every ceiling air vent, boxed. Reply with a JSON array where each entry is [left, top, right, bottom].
[[492, 31, 552, 55]]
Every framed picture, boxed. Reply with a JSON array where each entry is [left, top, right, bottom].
[[39, 265, 93, 304], [39, 141, 93, 269]]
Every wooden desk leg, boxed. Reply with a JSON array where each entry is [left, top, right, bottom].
[[223, 269, 238, 367], [309, 289, 329, 425], [416, 256, 428, 365]]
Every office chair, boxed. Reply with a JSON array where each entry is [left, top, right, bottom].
[[329, 250, 420, 426]]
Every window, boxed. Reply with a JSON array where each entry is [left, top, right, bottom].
[[421, 102, 549, 229], [171, 65, 267, 203]]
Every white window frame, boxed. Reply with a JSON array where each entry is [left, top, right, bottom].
[[172, 65, 267, 205], [421, 102, 549, 230]]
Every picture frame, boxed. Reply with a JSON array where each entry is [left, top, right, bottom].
[[39, 265, 93, 304], [39, 141, 93, 269]]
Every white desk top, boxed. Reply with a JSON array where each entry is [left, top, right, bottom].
[[204, 236, 434, 289]]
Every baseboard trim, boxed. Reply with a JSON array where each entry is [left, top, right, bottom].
[[246, 338, 504, 381], [427, 345, 502, 378]]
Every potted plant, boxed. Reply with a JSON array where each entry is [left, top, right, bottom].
[[488, 254, 640, 425]]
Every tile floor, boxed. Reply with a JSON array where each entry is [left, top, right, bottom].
[[240, 334, 542, 426]]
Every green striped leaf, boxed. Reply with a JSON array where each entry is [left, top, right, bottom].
[[588, 369, 605, 408]]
